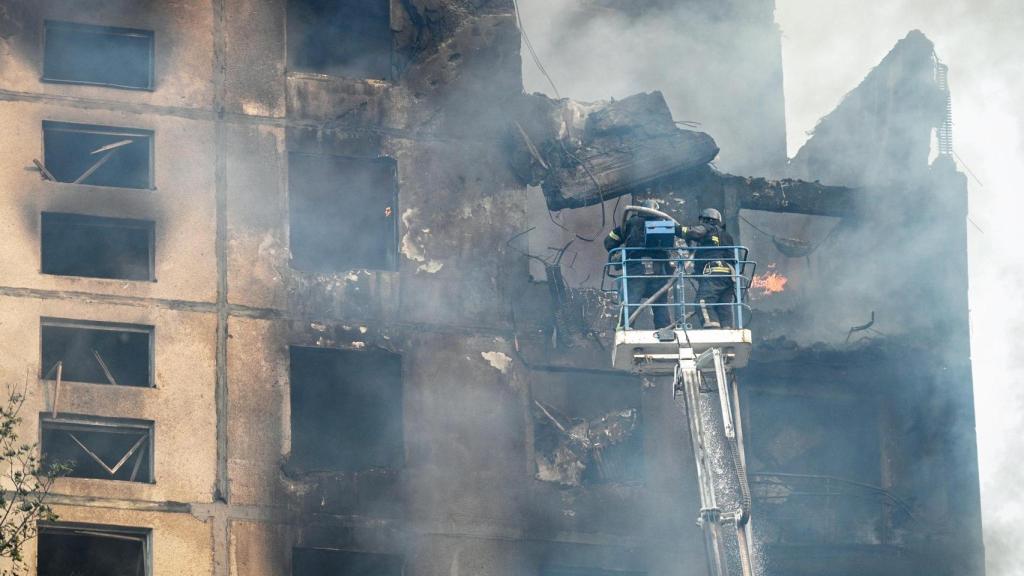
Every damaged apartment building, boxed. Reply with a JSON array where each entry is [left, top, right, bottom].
[[0, 1, 983, 575]]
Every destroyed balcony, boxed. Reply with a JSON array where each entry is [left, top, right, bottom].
[[531, 370, 644, 488]]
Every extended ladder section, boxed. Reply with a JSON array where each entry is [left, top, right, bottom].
[[676, 346, 755, 576], [604, 237, 758, 576]]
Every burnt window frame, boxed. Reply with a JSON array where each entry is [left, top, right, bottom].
[[42, 120, 156, 190], [287, 152, 399, 273], [37, 521, 152, 576], [40, 413, 156, 484], [41, 20, 156, 91], [288, 345, 405, 473], [40, 212, 157, 282], [40, 317, 155, 388]]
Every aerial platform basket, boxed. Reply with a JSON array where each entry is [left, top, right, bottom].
[[603, 243, 756, 375], [612, 328, 753, 374]]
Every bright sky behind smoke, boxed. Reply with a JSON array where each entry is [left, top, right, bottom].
[[775, 2, 1024, 573]]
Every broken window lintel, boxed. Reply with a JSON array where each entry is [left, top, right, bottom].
[[41, 413, 153, 432], [44, 20, 155, 41], [39, 521, 151, 540], [42, 121, 153, 140], [42, 212, 157, 233], [41, 317, 154, 335]]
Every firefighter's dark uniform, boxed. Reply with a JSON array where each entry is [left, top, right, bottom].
[[680, 222, 736, 328], [604, 213, 674, 329]]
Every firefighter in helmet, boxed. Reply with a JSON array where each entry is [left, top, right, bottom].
[[604, 198, 675, 329], [680, 207, 736, 328]]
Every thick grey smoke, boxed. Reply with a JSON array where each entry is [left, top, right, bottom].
[[516, 0, 786, 176], [776, 2, 1024, 574]]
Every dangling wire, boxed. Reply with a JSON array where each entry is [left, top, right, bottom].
[[739, 214, 841, 259], [512, 0, 561, 99]]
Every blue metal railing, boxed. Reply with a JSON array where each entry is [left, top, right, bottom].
[[602, 245, 755, 330]]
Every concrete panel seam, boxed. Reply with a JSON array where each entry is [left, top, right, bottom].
[[0, 88, 504, 144], [213, 0, 230, 509]]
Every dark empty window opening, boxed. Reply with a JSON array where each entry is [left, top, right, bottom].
[[288, 153, 398, 272], [43, 20, 154, 90], [38, 523, 150, 576], [531, 372, 644, 486], [41, 319, 152, 387], [287, 0, 392, 79], [293, 548, 403, 576], [43, 121, 153, 189], [41, 212, 155, 281], [289, 346, 403, 472], [41, 415, 154, 483]]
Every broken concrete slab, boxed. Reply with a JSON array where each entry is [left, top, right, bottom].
[[508, 91, 719, 210]]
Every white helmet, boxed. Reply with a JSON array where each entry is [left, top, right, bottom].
[[700, 207, 723, 225]]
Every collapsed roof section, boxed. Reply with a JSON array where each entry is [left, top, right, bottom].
[[789, 30, 946, 187], [508, 91, 719, 210]]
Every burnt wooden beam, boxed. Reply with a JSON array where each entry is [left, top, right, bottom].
[[722, 175, 859, 218], [651, 167, 860, 220]]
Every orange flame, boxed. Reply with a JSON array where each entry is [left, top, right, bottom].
[[752, 271, 788, 295]]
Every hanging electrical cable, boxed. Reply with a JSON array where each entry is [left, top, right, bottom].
[[511, 0, 561, 99], [739, 214, 841, 259]]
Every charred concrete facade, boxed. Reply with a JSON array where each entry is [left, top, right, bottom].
[[0, 3, 983, 576], [0, 1, 700, 575]]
